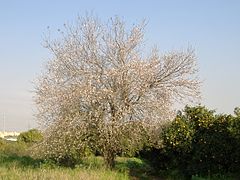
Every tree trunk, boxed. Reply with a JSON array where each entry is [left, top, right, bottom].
[[103, 150, 115, 169]]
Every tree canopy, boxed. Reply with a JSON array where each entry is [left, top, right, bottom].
[[35, 15, 200, 168]]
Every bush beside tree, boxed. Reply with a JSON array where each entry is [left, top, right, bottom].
[[140, 106, 240, 178]]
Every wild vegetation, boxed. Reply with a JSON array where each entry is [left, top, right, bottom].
[[0, 106, 240, 179]]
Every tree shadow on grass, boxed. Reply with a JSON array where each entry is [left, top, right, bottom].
[[115, 158, 160, 180]]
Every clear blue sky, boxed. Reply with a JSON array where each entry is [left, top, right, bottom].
[[0, 0, 240, 131]]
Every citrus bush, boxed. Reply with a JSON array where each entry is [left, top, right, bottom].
[[229, 111, 240, 171], [156, 106, 240, 177]]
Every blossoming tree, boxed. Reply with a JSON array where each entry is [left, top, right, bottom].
[[35, 15, 200, 168]]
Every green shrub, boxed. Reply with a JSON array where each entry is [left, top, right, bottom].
[[1, 141, 28, 156], [162, 113, 195, 177], [189, 114, 234, 175], [229, 114, 240, 172], [17, 129, 43, 144], [157, 106, 240, 177]]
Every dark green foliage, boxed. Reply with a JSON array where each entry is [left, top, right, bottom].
[[138, 146, 172, 175], [17, 129, 43, 144], [230, 110, 240, 139], [190, 114, 235, 175], [229, 113, 240, 172], [140, 106, 240, 178]]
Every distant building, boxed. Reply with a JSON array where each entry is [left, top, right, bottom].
[[0, 131, 20, 140]]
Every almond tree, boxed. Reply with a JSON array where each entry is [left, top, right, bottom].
[[34, 15, 200, 169]]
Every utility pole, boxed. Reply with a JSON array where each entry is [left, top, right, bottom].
[[3, 112, 5, 133]]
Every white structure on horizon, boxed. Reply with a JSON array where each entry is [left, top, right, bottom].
[[0, 131, 20, 138], [1, 113, 20, 141]]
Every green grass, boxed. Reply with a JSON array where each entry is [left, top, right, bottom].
[[0, 153, 155, 180], [0, 140, 155, 179], [0, 153, 239, 180], [0, 140, 238, 180], [0, 167, 128, 180]]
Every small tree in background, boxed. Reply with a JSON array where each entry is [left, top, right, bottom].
[[35, 15, 200, 169], [18, 129, 43, 144]]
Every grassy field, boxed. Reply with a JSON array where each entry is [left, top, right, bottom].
[[0, 153, 155, 180], [1, 153, 239, 180], [0, 140, 238, 180], [0, 167, 127, 180], [0, 140, 156, 180]]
